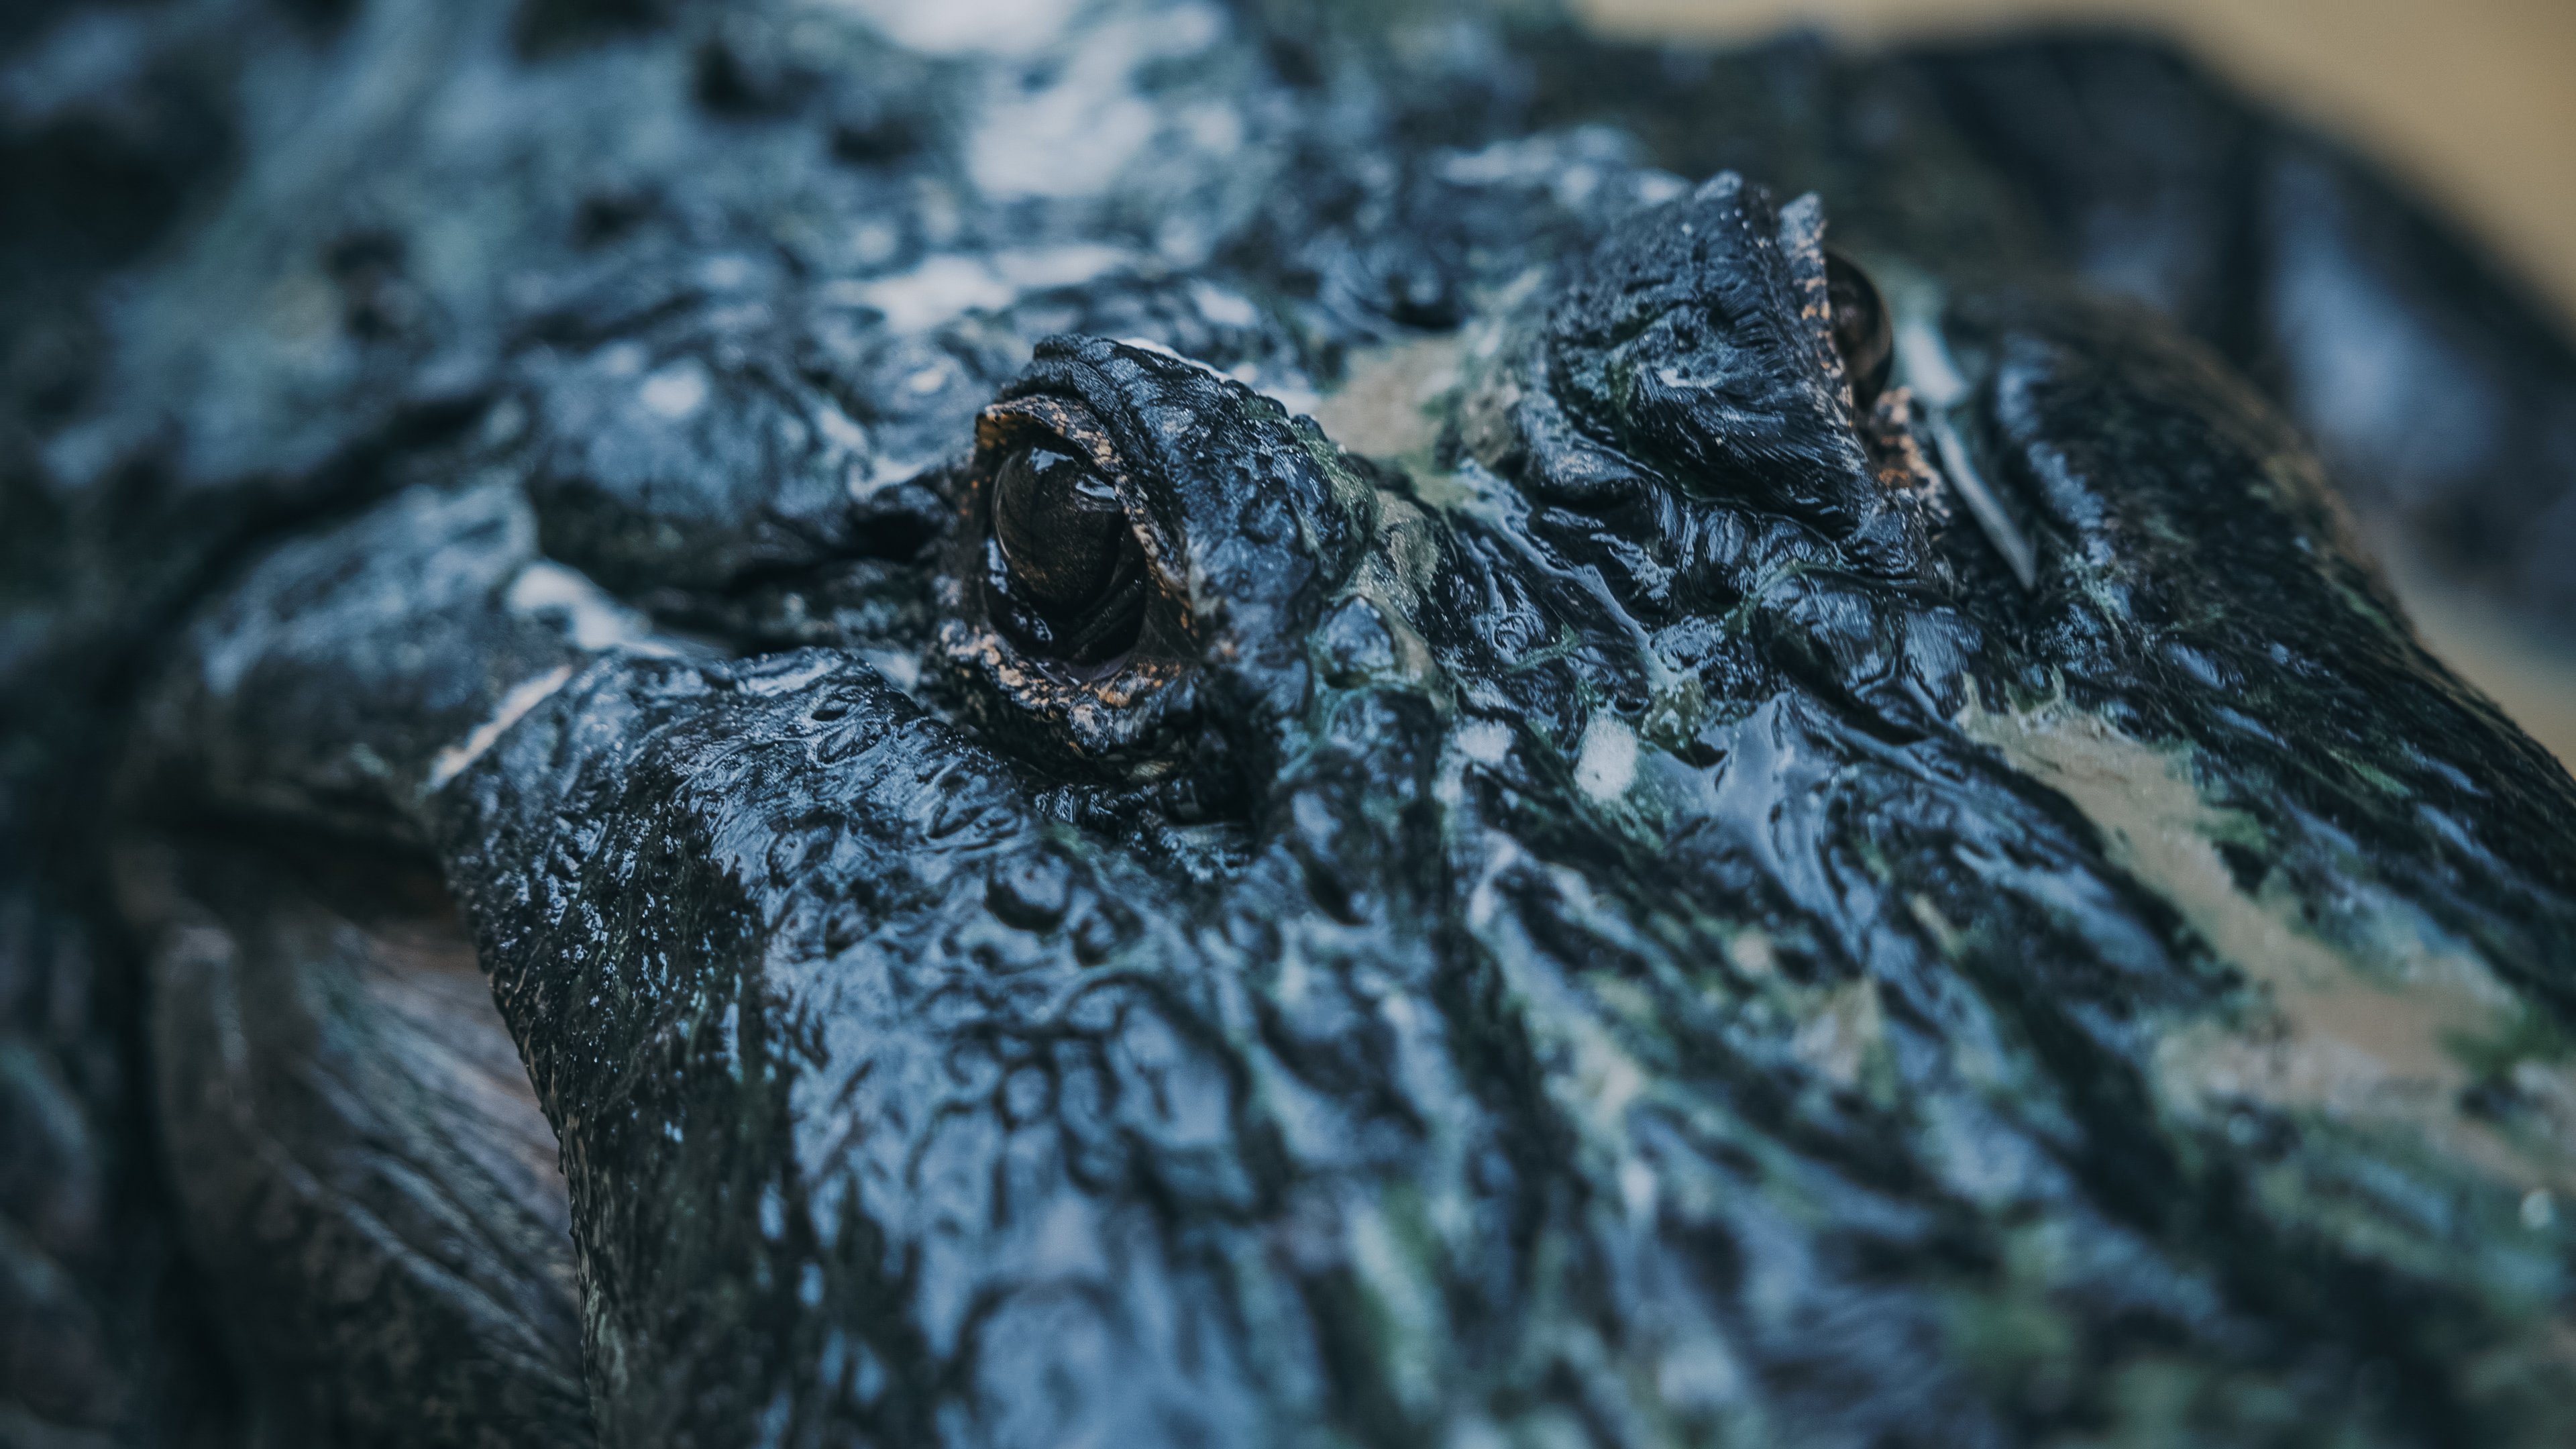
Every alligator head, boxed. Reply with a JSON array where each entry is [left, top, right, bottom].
[[115, 152, 2576, 1447]]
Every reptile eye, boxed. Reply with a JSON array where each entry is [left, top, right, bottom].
[[994, 444, 1126, 611], [1825, 249, 1893, 409], [986, 441, 1150, 667]]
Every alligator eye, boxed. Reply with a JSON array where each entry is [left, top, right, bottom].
[[987, 441, 1150, 667], [994, 444, 1126, 610], [1825, 249, 1893, 409]]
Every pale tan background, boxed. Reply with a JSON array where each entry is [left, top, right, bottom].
[[1580, 0, 2576, 763]]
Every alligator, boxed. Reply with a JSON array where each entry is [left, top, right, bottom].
[[7, 1, 2576, 1445]]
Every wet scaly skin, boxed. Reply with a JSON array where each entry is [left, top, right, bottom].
[[6, 2, 2576, 1445]]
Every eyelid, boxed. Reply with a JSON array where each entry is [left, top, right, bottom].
[[974, 395, 1107, 465], [971, 396, 1187, 596]]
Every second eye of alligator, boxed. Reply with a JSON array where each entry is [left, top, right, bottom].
[[1825, 249, 1892, 408], [987, 443, 1152, 667]]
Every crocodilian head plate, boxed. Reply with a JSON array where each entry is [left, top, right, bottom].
[[80, 11, 2576, 1449]]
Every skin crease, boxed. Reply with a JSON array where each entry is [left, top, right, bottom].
[[7, 1, 2576, 1446]]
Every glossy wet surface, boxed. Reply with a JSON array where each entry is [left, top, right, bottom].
[[7, 4, 2576, 1446]]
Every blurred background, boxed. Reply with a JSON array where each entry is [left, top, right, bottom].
[[1585, 0, 2576, 763]]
